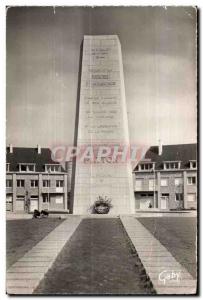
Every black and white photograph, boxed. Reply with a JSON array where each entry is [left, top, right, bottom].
[[5, 5, 198, 295]]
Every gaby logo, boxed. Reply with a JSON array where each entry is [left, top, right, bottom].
[[159, 270, 181, 285]]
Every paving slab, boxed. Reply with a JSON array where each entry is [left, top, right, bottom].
[[138, 251, 173, 257], [13, 261, 52, 267], [23, 253, 56, 258], [7, 279, 39, 288], [134, 246, 167, 252], [140, 256, 177, 263], [155, 286, 197, 294], [28, 250, 60, 255], [7, 266, 49, 273], [7, 287, 34, 294], [18, 257, 53, 262], [144, 266, 193, 277], [120, 216, 197, 295], [153, 279, 197, 287], [6, 216, 82, 295], [7, 272, 44, 280], [148, 271, 193, 280], [143, 261, 182, 267]]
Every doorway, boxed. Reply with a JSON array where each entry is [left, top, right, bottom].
[[161, 194, 169, 209]]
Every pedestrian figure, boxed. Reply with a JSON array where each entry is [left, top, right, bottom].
[[25, 198, 30, 213]]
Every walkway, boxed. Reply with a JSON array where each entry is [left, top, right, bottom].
[[7, 216, 82, 294], [120, 216, 197, 294], [34, 218, 150, 295]]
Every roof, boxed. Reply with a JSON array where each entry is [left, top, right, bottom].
[[135, 144, 197, 171], [6, 147, 66, 173]]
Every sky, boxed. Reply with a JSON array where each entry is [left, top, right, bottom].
[[6, 6, 197, 148]]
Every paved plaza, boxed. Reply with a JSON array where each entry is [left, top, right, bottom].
[[6, 214, 197, 295]]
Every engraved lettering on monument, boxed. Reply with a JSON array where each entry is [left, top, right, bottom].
[[73, 35, 135, 214]]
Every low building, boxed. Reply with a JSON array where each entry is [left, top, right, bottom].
[[6, 145, 69, 213], [133, 143, 197, 210]]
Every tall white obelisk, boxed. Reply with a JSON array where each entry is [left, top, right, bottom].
[[73, 35, 135, 214]]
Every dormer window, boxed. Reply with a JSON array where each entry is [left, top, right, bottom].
[[189, 160, 197, 169], [6, 163, 10, 172], [138, 162, 155, 171], [19, 163, 35, 172], [45, 164, 62, 173], [164, 161, 180, 170]]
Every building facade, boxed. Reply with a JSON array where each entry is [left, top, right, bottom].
[[6, 143, 197, 213], [6, 145, 70, 213], [133, 144, 197, 210]]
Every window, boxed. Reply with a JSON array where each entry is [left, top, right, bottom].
[[27, 165, 35, 172], [165, 163, 169, 169], [161, 193, 169, 199], [175, 193, 183, 201], [149, 179, 155, 191], [190, 161, 197, 169], [43, 180, 50, 187], [19, 164, 35, 172], [17, 195, 25, 200], [42, 194, 50, 203], [175, 178, 183, 186], [20, 164, 26, 171], [135, 179, 142, 191], [161, 179, 168, 186], [6, 179, 12, 187], [30, 180, 38, 187], [164, 162, 180, 170], [140, 193, 153, 197], [17, 180, 25, 187], [188, 193, 196, 202], [6, 163, 10, 172], [140, 163, 154, 171], [45, 164, 62, 173], [187, 177, 196, 185], [6, 195, 12, 203], [56, 180, 64, 187]]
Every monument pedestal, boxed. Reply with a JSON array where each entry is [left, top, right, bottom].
[[73, 35, 135, 215]]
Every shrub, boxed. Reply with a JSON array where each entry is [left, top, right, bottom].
[[33, 209, 40, 218], [41, 210, 49, 217], [93, 196, 113, 214]]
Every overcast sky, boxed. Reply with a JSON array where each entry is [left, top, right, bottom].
[[6, 6, 197, 148]]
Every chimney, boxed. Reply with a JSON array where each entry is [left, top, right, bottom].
[[37, 144, 41, 154], [9, 144, 13, 153], [158, 139, 162, 156]]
